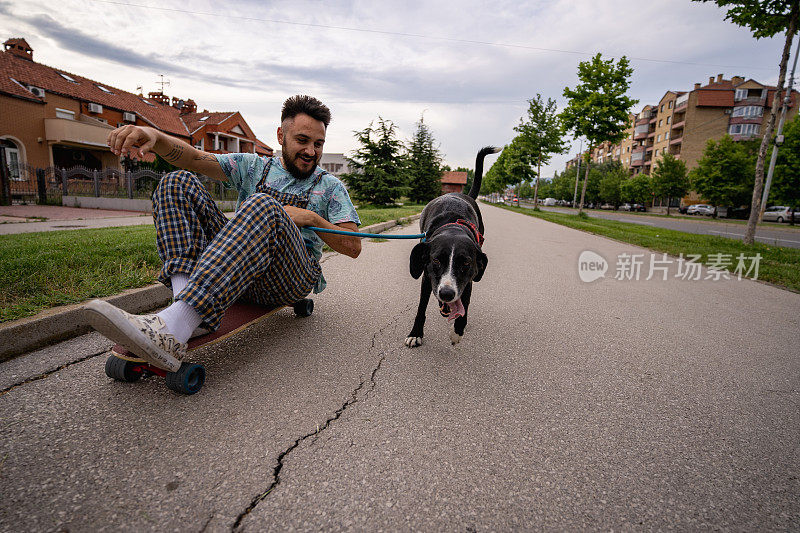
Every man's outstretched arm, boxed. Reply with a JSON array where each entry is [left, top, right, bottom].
[[107, 125, 226, 181], [282, 206, 361, 258]]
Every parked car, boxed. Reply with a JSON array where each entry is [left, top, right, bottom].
[[687, 204, 715, 216], [762, 205, 800, 223], [726, 206, 751, 219], [600, 203, 615, 210], [632, 203, 647, 212], [678, 204, 689, 214], [542, 198, 557, 206], [619, 203, 632, 211]]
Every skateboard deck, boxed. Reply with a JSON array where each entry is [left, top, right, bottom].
[[105, 298, 314, 394]]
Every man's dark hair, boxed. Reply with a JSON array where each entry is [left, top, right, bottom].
[[281, 95, 331, 127]]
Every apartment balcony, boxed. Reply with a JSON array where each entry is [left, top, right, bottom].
[[630, 159, 644, 167], [633, 132, 648, 141], [671, 120, 685, 130], [635, 117, 650, 126], [674, 93, 689, 111], [669, 136, 683, 145]]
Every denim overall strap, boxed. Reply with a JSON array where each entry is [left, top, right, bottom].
[[256, 157, 325, 209]]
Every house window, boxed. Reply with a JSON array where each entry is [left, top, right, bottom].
[[668, 101, 673, 109], [3, 146, 21, 180], [654, 149, 659, 157], [667, 116, 671, 124], [658, 119, 662, 127], [55, 108, 75, 120], [735, 88, 747, 101], [666, 132, 670, 140], [199, 116, 209, 121], [58, 72, 78, 83], [660, 104, 665, 112], [657, 134, 661, 142], [194, 138, 204, 150], [96, 85, 112, 94]]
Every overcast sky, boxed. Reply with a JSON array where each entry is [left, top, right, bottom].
[[0, 0, 790, 177]]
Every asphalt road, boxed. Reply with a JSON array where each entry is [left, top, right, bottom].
[[523, 204, 800, 249], [1, 204, 798, 531]]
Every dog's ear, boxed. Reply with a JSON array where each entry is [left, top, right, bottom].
[[410, 242, 429, 279], [473, 251, 488, 282]]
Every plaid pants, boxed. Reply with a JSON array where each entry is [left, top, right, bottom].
[[152, 171, 321, 330]]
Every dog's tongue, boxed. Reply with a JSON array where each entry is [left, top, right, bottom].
[[446, 298, 465, 321]]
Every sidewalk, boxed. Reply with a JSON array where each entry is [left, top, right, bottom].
[[0, 205, 153, 234]]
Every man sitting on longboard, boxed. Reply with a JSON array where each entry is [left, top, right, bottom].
[[86, 95, 361, 371]]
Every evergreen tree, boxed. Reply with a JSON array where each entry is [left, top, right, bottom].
[[406, 116, 443, 203], [342, 117, 408, 205]]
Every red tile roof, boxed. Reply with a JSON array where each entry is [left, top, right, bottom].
[[255, 139, 273, 155], [181, 111, 238, 134], [441, 171, 468, 185], [1, 49, 191, 138]]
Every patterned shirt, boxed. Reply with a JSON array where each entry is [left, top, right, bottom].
[[215, 153, 361, 293]]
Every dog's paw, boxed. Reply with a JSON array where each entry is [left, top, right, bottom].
[[449, 328, 462, 345], [405, 336, 424, 348]]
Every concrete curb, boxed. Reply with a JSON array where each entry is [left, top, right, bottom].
[[0, 214, 421, 361]]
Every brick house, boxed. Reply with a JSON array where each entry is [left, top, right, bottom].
[[0, 37, 272, 182], [441, 171, 467, 194]]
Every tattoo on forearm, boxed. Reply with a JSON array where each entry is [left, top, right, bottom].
[[193, 153, 217, 161], [163, 143, 184, 163]]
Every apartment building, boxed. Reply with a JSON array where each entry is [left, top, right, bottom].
[[579, 73, 798, 206], [0, 37, 272, 179]]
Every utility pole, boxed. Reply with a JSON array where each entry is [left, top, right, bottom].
[[572, 138, 582, 209], [760, 33, 800, 221]]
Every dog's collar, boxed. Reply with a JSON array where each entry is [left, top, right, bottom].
[[437, 219, 484, 247]]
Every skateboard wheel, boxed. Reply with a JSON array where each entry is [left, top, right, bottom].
[[293, 298, 314, 318], [105, 355, 142, 382], [165, 362, 205, 395]]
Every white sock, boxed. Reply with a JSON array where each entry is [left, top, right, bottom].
[[157, 300, 203, 344], [170, 274, 190, 298]]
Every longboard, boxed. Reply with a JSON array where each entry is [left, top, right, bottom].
[[104, 299, 314, 394]]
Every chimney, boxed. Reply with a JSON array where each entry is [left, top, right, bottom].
[[732, 76, 744, 85], [694, 83, 701, 90], [709, 76, 715, 85], [3, 38, 33, 61], [147, 91, 170, 105], [181, 99, 197, 115], [717, 73, 723, 82]]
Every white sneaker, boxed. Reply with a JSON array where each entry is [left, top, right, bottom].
[[85, 299, 187, 372]]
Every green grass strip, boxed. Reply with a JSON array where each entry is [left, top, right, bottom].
[[496, 204, 800, 293], [0, 204, 424, 323]]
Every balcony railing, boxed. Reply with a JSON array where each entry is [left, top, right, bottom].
[[675, 93, 689, 108]]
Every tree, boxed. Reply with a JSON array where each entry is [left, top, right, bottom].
[[695, 0, 799, 243], [342, 117, 408, 205], [481, 145, 514, 195], [689, 135, 756, 209], [560, 53, 638, 213], [621, 173, 653, 205], [503, 136, 537, 186], [514, 94, 567, 205], [651, 153, 690, 214], [598, 165, 625, 207], [406, 116, 443, 203], [770, 114, 800, 222]]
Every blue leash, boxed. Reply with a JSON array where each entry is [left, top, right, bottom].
[[307, 226, 426, 240]]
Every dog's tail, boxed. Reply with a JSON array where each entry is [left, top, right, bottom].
[[467, 146, 501, 199]]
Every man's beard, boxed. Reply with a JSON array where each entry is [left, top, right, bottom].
[[282, 143, 318, 180]]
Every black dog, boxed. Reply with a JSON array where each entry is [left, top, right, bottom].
[[405, 146, 499, 348]]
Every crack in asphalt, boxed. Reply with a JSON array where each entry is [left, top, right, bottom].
[[230, 304, 412, 532], [0, 350, 107, 397]]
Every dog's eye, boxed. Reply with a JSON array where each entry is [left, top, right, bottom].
[[432, 258, 441, 266]]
